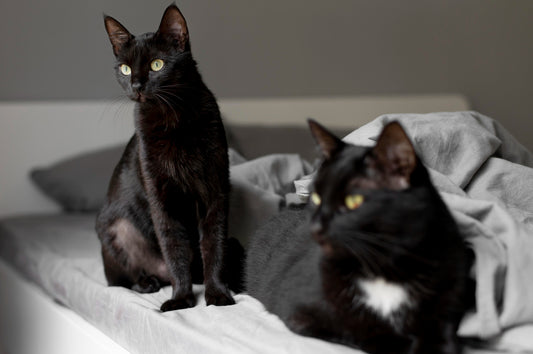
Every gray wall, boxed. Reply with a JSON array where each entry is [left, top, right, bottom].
[[1, 0, 532, 151]]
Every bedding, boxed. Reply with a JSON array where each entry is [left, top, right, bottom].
[[1, 111, 532, 353]]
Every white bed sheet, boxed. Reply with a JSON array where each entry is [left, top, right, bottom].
[[0, 259, 129, 354]]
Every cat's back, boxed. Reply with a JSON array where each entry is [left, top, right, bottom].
[[246, 207, 322, 318], [246, 207, 307, 289]]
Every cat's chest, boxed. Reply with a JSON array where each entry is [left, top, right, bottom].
[[137, 133, 201, 179], [356, 277, 412, 323]]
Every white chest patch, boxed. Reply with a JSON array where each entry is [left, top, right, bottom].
[[358, 277, 410, 319]]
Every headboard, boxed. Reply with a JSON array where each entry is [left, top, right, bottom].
[[0, 94, 469, 217]]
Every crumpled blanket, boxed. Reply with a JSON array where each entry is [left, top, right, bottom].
[[229, 153, 313, 248], [337, 111, 533, 352]]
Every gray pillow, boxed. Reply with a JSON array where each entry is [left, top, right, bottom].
[[31, 144, 125, 212], [30, 145, 247, 213]]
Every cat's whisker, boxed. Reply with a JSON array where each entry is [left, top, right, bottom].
[[157, 90, 186, 108], [157, 89, 201, 120], [158, 84, 187, 90], [113, 98, 132, 124], [157, 88, 189, 105], [348, 230, 438, 268], [348, 242, 382, 276], [158, 85, 202, 113], [352, 237, 440, 286], [155, 93, 179, 125], [100, 95, 129, 124], [339, 233, 414, 279], [152, 95, 170, 129], [159, 83, 199, 92], [361, 245, 387, 275]]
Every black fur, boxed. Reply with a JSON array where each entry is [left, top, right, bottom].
[[96, 4, 244, 312], [246, 120, 472, 353]]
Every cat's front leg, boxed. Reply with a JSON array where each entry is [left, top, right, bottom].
[[151, 207, 197, 312], [158, 231, 196, 311], [199, 198, 235, 306], [409, 321, 461, 354], [290, 305, 413, 353], [287, 305, 337, 342]]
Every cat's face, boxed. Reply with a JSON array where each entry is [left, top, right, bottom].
[[308, 120, 422, 266], [104, 5, 190, 103]]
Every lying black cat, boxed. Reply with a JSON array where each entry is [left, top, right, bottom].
[[96, 4, 243, 311], [246, 120, 471, 353]]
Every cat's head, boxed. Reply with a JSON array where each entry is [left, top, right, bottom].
[[104, 4, 192, 103], [307, 119, 426, 266]]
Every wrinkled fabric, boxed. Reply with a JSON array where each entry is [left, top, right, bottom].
[[229, 154, 312, 248]]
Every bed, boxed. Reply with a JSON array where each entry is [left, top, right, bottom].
[[2, 94, 532, 354]]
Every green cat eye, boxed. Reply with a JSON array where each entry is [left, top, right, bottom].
[[311, 192, 321, 206], [151, 59, 164, 71], [345, 194, 364, 210], [120, 64, 131, 76]]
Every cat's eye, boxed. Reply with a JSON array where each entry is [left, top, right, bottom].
[[119, 64, 131, 76], [151, 59, 164, 71], [311, 192, 321, 206], [345, 194, 364, 210]]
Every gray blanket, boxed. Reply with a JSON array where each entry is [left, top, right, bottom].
[[229, 153, 312, 247], [1, 111, 532, 353], [338, 111, 533, 351]]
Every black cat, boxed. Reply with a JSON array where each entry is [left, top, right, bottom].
[[96, 4, 243, 311], [246, 120, 471, 353]]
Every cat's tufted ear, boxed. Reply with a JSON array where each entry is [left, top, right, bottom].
[[371, 121, 416, 189], [104, 15, 132, 56], [308, 119, 344, 159], [157, 3, 190, 51]]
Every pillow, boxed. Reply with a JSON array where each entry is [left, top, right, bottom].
[[30, 144, 126, 212], [30, 145, 247, 213], [225, 124, 353, 163]]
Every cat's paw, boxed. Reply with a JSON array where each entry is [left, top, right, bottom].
[[205, 288, 235, 306], [288, 313, 315, 336], [287, 307, 328, 338], [132, 275, 161, 293], [160, 294, 195, 312]]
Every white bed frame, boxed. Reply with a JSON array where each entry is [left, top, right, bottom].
[[0, 94, 469, 354]]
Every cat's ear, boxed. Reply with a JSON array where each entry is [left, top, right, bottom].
[[371, 122, 416, 189], [157, 3, 190, 51], [104, 15, 132, 56], [308, 119, 344, 159]]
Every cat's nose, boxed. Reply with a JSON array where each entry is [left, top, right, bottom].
[[131, 81, 143, 93], [310, 219, 328, 239], [310, 221, 323, 235]]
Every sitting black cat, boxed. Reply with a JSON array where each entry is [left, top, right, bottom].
[[96, 4, 243, 312], [246, 120, 471, 353]]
